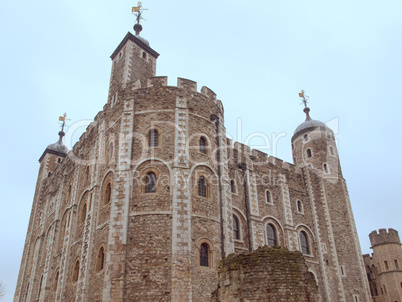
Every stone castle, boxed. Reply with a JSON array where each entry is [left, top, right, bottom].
[[363, 228, 402, 302], [14, 19, 372, 302]]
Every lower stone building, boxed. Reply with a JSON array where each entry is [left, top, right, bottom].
[[14, 18, 371, 302], [363, 228, 402, 302]]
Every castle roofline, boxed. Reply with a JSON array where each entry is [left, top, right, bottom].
[[110, 32, 160, 60]]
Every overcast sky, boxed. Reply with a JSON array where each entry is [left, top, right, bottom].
[[1, 0, 401, 300]]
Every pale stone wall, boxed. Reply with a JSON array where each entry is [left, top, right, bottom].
[[14, 32, 371, 302], [364, 228, 402, 302]]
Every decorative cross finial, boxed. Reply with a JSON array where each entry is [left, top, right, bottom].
[[132, 2, 148, 35]]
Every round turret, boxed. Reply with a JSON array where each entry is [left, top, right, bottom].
[[291, 106, 340, 177]]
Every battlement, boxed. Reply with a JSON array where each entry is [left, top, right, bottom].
[[129, 76, 218, 103], [369, 228, 401, 247], [229, 140, 298, 173]]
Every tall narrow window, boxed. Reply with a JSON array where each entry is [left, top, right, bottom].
[[24, 283, 29, 302], [395, 259, 399, 269], [384, 261, 389, 270], [300, 231, 310, 254], [145, 172, 157, 193], [198, 177, 206, 197], [266, 190, 272, 204], [323, 163, 329, 174], [105, 183, 112, 204], [304, 134, 309, 142], [53, 270, 59, 292], [80, 203, 87, 223], [297, 200, 303, 213], [96, 247, 105, 272], [199, 137, 207, 154], [72, 260, 80, 283], [267, 224, 277, 246], [109, 143, 114, 160], [200, 243, 209, 267], [85, 166, 90, 182], [330, 146, 335, 155], [38, 275, 43, 298], [306, 148, 312, 158], [149, 129, 158, 147], [230, 180, 236, 193], [233, 215, 240, 240]]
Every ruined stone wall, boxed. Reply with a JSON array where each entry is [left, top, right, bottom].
[[210, 246, 319, 302]]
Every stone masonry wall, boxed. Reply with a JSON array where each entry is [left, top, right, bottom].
[[210, 246, 319, 302]]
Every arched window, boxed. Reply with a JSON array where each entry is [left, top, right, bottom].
[[96, 247, 105, 272], [105, 183, 112, 204], [199, 137, 207, 154], [300, 231, 310, 255], [304, 134, 309, 142], [329, 146, 335, 156], [148, 129, 158, 147], [145, 172, 157, 193], [297, 200, 303, 213], [306, 148, 312, 158], [198, 177, 206, 197], [233, 215, 240, 240], [266, 224, 277, 246], [72, 260, 80, 283], [53, 270, 59, 292], [265, 190, 273, 204], [200, 243, 209, 267], [230, 180, 236, 193], [323, 163, 329, 174]]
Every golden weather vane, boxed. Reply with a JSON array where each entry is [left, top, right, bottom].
[[58, 113, 70, 132], [132, 2, 147, 24], [299, 90, 309, 108]]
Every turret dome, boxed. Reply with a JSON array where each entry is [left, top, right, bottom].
[[292, 107, 329, 140], [46, 131, 69, 154], [39, 130, 69, 162]]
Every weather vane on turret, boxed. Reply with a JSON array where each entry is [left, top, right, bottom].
[[298, 90, 312, 121], [58, 113, 70, 133], [298, 90, 309, 108], [132, 2, 148, 36]]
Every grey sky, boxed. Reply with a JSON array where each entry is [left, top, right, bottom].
[[1, 0, 401, 300]]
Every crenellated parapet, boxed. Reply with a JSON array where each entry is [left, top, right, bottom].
[[369, 228, 401, 247]]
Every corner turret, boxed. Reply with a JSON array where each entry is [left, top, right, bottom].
[[291, 91, 340, 177], [107, 5, 159, 105]]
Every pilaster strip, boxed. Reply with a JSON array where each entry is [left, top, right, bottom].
[[171, 96, 192, 302]]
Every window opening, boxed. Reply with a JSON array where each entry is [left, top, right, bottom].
[[233, 215, 240, 240], [199, 136, 207, 154], [267, 224, 277, 246], [145, 172, 157, 193], [149, 129, 158, 147], [200, 243, 209, 267], [198, 177, 206, 197], [300, 231, 310, 254]]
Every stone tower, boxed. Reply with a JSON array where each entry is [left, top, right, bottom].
[[363, 228, 402, 302], [14, 18, 371, 302]]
